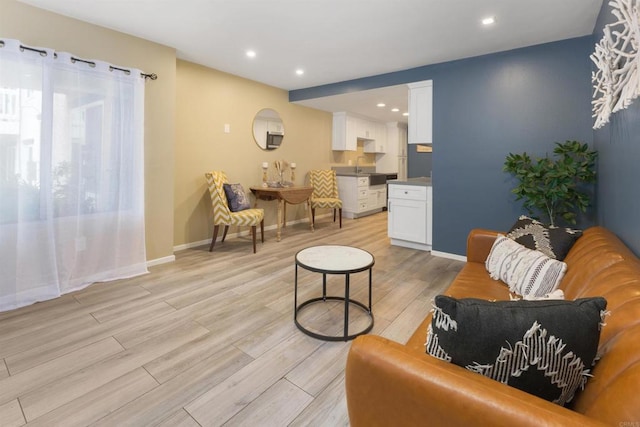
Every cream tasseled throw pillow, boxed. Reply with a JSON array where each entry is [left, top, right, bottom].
[[485, 235, 567, 298]]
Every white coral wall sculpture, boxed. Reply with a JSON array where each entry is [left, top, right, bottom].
[[591, 0, 640, 129]]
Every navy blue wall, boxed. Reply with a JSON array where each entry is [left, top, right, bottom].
[[408, 149, 432, 178], [292, 37, 594, 256], [593, 2, 640, 255]]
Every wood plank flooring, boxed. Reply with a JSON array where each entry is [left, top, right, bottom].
[[0, 212, 464, 426]]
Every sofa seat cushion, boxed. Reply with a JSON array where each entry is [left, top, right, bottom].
[[443, 262, 513, 300], [405, 262, 512, 354], [425, 296, 607, 406]]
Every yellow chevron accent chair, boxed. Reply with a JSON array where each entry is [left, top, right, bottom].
[[308, 169, 342, 228], [205, 171, 264, 253]]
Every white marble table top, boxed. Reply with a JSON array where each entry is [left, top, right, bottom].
[[296, 245, 374, 273]]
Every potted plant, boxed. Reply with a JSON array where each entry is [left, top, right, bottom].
[[503, 140, 597, 226]]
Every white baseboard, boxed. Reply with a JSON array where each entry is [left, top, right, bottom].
[[173, 239, 210, 252], [146, 255, 176, 267], [431, 250, 467, 262], [172, 214, 330, 252], [390, 238, 432, 252]]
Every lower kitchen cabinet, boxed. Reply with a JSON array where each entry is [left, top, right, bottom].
[[387, 182, 432, 251], [337, 176, 386, 218]]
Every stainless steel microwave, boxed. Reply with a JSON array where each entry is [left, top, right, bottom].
[[266, 132, 283, 150]]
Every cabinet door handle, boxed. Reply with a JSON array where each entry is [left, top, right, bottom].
[[388, 201, 391, 212]]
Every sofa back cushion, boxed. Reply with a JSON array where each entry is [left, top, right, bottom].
[[559, 227, 640, 422]]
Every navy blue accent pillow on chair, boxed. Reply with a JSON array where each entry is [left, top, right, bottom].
[[223, 183, 251, 212]]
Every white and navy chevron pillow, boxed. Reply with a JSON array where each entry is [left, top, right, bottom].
[[426, 296, 607, 406], [486, 235, 567, 298]]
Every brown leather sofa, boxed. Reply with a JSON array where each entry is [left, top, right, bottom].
[[346, 227, 640, 426]]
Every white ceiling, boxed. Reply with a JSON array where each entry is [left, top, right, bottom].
[[18, 0, 603, 122], [294, 84, 413, 124]]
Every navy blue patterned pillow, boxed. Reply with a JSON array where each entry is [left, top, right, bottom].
[[223, 183, 250, 212], [507, 216, 582, 261], [426, 296, 607, 406]]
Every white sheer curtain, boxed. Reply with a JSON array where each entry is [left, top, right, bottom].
[[0, 39, 147, 312]]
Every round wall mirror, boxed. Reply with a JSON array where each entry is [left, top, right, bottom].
[[253, 108, 284, 150]]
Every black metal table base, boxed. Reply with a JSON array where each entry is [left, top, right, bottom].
[[294, 262, 374, 342], [294, 295, 374, 342]]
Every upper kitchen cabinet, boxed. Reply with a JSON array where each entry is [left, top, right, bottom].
[[356, 119, 376, 140], [332, 112, 387, 152], [363, 122, 387, 153], [332, 112, 357, 151], [407, 80, 433, 144]]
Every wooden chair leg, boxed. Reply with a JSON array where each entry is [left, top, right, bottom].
[[222, 225, 229, 242], [333, 209, 336, 222], [251, 225, 257, 253], [209, 225, 220, 252], [312, 208, 316, 224], [339, 208, 342, 228], [260, 219, 264, 243]]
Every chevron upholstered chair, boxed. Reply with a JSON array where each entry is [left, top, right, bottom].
[[204, 171, 264, 253], [308, 169, 342, 228]]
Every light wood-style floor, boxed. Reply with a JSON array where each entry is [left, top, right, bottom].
[[0, 212, 464, 426]]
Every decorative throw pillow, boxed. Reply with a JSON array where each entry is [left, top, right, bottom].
[[223, 183, 251, 212], [425, 295, 607, 406], [485, 235, 567, 298], [507, 215, 582, 261]]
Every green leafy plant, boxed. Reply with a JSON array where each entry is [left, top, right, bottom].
[[503, 140, 597, 226]]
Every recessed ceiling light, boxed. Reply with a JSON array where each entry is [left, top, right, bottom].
[[295, 69, 304, 76], [482, 16, 496, 26], [246, 50, 256, 58], [402, 112, 409, 117], [391, 108, 399, 112], [377, 103, 386, 107]]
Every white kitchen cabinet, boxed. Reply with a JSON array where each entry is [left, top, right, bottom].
[[368, 185, 386, 209], [332, 112, 357, 151], [363, 122, 387, 153], [356, 119, 375, 140], [333, 112, 388, 152], [407, 80, 433, 144], [267, 120, 284, 133], [337, 176, 385, 218], [388, 183, 432, 251]]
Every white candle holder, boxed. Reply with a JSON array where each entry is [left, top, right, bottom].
[[262, 162, 269, 187]]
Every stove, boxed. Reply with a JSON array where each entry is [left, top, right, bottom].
[[380, 173, 398, 210]]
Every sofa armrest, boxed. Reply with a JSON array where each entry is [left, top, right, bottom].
[[466, 228, 501, 263], [345, 335, 607, 427]]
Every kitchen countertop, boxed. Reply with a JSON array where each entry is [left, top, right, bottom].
[[388, 177, 432, 186], [334, 166, 376, 177], [335, 172, 371, 177]]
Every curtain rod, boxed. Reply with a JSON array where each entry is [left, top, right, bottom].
[[0, 40, 157, 80]]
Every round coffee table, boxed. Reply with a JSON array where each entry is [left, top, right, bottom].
[[294, 245, 374, 341]]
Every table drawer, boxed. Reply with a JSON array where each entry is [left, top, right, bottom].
[[388, 184, 427, 201]]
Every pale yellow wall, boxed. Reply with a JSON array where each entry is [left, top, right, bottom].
[[0, 0, 176, 261], [2, 0, 343, 255], [175, 60, 334, 247], [331, 143, 376, 167]]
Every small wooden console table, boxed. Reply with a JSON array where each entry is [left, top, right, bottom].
[[250, 186, 314, 241]]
